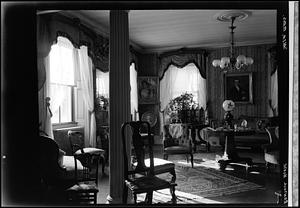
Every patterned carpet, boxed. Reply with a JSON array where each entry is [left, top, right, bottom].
[[137, 157, 265, 204]]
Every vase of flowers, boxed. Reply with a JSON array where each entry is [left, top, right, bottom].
[[168, 93, 198, 123], [222, 100, 235, 128]]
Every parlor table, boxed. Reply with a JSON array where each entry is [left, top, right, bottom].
[[214, 127, 256, 171]]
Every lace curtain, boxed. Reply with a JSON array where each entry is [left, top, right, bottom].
[[96, 70, 109, 98], [95, 62, 139, 120], [39, 37, 76, 138], [38, 14, 97, 146], [160, 63, 207, 111], [49, 37, 76, 121], [37, 15, 53, 137], [268, 48, 278, 116], [38, 36, 97, 147], [159, 63, 207, 134], [76, 46, 97, 147]]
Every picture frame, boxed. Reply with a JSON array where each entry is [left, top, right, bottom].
[[224, 72, 253, 104], [138, 76, 159, 104]]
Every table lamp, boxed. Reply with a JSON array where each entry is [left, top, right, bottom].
[[222, 100, 235, 129]]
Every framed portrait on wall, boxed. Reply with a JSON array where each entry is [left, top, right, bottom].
[[138, 76, 159, 104], [224, 72, 253, 104]]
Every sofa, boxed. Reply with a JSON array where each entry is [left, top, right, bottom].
[[233, 116, 279, 150], [203, 116, 279, 150]]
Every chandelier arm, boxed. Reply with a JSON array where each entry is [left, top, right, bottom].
[[229, 17, 236, 68], [212, 11, 253, 71]]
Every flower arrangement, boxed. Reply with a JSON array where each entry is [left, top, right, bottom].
[[167, 93, 199, 123], [222, 100, 235, 112], [95, 95, 109, 111], [168, 92, 198, 112]]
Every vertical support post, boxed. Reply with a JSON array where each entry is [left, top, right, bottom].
[[107, 10, 130, 204]]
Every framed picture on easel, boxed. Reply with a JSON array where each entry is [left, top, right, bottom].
[[138, 76, 159, 104]]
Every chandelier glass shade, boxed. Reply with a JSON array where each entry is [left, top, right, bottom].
[[212, 13, 254, 71]]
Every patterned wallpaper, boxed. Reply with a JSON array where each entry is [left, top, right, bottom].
[[206, 44, 276, 122]]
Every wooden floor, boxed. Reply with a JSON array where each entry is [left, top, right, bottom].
[[97, 144, 280, 205]]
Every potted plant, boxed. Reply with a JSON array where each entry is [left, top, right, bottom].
[[167, 93, 199, 123], [95, 95, 109, 126]]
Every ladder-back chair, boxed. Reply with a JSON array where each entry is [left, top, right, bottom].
[[121, 121, 177, 204]]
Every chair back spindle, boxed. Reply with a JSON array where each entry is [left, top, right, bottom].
[[68, 131, 85, 155], [121, 121, 153, 178]]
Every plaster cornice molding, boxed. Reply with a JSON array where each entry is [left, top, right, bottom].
[[143, 38, 277, 54]]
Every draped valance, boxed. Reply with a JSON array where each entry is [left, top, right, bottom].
[[37, 13, 98, 89], [159, 49, 208, 80], [93, 35, 109, 72], [37, 13, 138, 79], [37, 13, 96, 58]]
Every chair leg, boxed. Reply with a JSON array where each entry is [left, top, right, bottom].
[[186, 154, 189, 163], [206, 142, 211, 152], [275, 190, 282, 204], [170, 168, 176, 183], [170, 186, 177, 204], [123, 185, 128, 204], [145, 191, 153, 204], [265, 162, 270, 174], [94, 193, 97, 204], [134, 194, 137, 204], [163, 153, 168, 160], [190, 154, 194, 168]]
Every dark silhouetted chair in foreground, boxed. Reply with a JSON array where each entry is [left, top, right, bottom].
[[39, 135, 78, 204], [122, 121, 177, 204], [66, 151, 101, 204]]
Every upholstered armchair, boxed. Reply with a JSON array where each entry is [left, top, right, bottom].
[[162, 124, 194, 167], [262, 126, 279, 173]]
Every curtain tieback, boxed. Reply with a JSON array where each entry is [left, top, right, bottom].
[[45, 97, 53, 117]]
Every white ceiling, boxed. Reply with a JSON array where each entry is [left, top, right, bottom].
[[58, 9, 277, 53]]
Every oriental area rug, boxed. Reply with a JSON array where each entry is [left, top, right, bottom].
[[137, 158, 265, 204]]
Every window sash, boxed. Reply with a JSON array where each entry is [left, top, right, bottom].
[[49, 36, 77, 126], [50, 83, 75, 124]]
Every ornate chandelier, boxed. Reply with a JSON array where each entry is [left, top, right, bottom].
[[212, 11, 254, 71]]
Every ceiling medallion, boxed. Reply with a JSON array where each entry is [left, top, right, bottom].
[[214, 10, 252, 22]]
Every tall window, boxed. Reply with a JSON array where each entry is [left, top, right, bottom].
[[130, 62, 138, 119], [96, 70, 109, 98], [49, 37, 76, 124], [95, 62, 138, 119], [160, 63, 207, 111]]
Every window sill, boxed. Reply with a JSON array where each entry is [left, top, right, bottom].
[[52, 122, 79, 130]]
